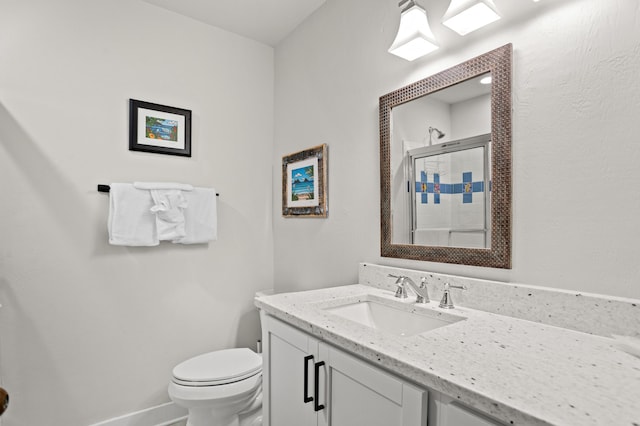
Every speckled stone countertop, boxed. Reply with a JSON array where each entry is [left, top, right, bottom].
[[255, 284, 640, 426]]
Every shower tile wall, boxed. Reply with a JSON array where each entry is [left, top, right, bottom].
[[415, 171, 485, 204]]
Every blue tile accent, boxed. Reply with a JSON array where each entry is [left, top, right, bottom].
[[415, 171, 429, 203], [462, 172, 473, 203], [415, 171, 486, 206]]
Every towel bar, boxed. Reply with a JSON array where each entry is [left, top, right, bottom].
[[97, 185, 219, 196]]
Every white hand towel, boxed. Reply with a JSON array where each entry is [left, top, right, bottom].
[[150, 189, 187, 241], [172, 187, 217, 244], [108, 183, 158, 246], [134, 182, 193, 191]]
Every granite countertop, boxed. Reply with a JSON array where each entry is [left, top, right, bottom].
[[255, 284, 640, 426]]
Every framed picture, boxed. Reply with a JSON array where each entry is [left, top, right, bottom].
[[129, 99, 192, 157], [282, 144, 328, 218]]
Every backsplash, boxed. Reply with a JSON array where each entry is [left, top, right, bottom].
[[359, 263, 640, 338]]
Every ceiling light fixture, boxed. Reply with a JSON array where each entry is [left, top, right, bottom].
[[442, 0, 501, 36], [388, 0, 438, 61]]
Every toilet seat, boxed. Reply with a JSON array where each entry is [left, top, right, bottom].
[[172, 348, 262, 387], [168, 372, 262, 403]]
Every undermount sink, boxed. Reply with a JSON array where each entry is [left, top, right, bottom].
[[323, 299, 464, 337]]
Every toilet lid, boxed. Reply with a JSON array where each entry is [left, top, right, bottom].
[[172, 348, 262, 386]]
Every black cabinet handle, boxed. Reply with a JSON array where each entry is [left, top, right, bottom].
[[303, 355, 314, 404], [314, 361, 325, 412]]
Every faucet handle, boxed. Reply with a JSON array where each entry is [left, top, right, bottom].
[[395, 284, 408, 299], [439, 282, 465, 309], [389, 274, 408, 298]]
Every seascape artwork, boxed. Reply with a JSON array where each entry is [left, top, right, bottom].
[[282, 144, 326, 216], [146, 116, 178, 142], [291, 165, 315, 201]]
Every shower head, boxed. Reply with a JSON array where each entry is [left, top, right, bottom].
[[427, 126, 445, 146], [429, 127, 445, 139]]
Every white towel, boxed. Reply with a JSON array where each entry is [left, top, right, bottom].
[[150, 189, 187, 241], [134, 182, 193, 191], [108, 183, 158, 246], [172, 187, 217, 244]]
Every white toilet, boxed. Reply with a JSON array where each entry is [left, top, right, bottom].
[[168, 348, 263, 426]]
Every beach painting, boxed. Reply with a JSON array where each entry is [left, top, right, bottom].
[[137, 107, 186, 150], [291, 165, 315, 201], [145, 116, 178, 142], [286, 157, 319, 208]]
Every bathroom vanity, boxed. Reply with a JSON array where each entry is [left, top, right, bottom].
[[255, 264, 640, 426], [261, 314, 428, 426], [260, 312, 500, 426]]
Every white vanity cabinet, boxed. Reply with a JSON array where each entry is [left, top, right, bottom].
[[261, 314, 428, 426]]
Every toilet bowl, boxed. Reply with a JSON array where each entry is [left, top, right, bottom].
[[168, 348, 263, 426]]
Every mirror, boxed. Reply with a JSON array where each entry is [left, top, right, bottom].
[[379, 44, 512, 268], [406, 133, 491, 248]]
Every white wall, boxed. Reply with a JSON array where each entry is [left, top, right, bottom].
[[450, 94, 490, 140], [273, 0, 640, 299], [0, 0, 274, 424]]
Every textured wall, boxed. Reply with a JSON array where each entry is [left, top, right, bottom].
[[0, 0, 274, 424], [273, 0, 640, 298]]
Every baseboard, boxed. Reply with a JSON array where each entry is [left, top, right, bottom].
[[89, 401, 187, 426]]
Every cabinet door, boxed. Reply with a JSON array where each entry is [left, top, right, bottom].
[[319, 343, 428, 426], [261, 313, 319, 426], [430, 392, 505, 426]]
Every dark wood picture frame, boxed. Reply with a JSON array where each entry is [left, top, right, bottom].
[[129, 99, 192, 157]]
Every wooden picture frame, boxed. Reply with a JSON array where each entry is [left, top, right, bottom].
[[282, 144, 328, 218]]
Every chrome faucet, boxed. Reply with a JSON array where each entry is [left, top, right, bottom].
[[388, 274, 430, 304]]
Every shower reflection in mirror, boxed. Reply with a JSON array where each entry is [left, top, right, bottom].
[[391, 72, 492, 249]]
